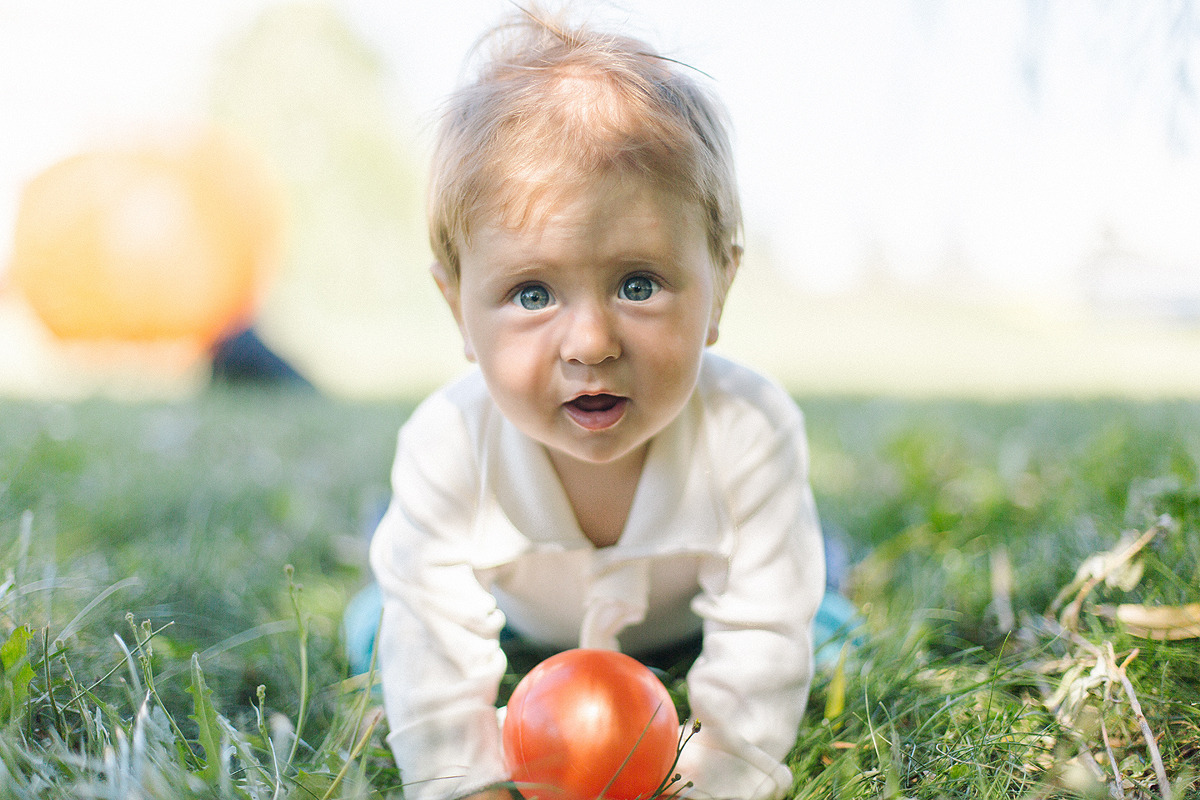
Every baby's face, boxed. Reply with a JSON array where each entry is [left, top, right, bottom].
[[437, 175, 729, 469]]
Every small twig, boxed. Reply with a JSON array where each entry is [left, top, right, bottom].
[[651, 719, 700, 799], [1099, 653, 1125, 799], [1108, 644, 1172, 800]]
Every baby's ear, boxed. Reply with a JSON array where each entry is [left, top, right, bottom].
[[430, 261, 476, 362], [706, 245, 741, 346]]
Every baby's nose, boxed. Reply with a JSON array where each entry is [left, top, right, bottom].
[[560, 304, 620, 365]]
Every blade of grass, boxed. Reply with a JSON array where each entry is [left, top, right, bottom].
[[597, 701, 664, 800], [283, 564, 310, 774], [58, 577, 141, 643]]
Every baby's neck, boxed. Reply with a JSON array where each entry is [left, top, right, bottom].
[[547, 445, 648, 549]]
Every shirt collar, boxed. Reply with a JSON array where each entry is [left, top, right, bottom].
[[469, 392, 731, 569]]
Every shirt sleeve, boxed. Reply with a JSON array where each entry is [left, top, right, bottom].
[[679, 383, 825, 800], [368, 390, 510, 800]]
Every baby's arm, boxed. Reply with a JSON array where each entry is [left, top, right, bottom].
[[678, 384, 825, 799], [369, 393, 510, 800]]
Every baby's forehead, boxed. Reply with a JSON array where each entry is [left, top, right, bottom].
[[471, 170, 701, 235], [453, 175, 715, 286]]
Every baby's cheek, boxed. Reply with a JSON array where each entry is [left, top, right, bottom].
[[480, 361, 557, 429], [643, 343, 703, 394]]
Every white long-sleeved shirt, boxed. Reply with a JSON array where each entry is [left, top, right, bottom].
[[369, 353, 824, 800]]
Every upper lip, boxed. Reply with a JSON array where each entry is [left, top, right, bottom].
[[565, 391, 624, 403]]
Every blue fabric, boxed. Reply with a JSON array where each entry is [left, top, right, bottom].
[[812, 589, 864, 668], [343, 582, 383, 676]]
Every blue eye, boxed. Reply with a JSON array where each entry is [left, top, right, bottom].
[[619, 275, 658, 302], [514, 284, 553, 310]]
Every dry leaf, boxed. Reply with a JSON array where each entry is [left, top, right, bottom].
[[1097, 603, 1200, 640], [1049, 522, 1162, 627], [1103, 558, 1144, 592]]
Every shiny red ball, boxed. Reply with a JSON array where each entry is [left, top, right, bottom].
[[503, 649, 680, 800]]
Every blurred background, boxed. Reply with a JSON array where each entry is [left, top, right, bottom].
[[2, 0, 1199, 399]]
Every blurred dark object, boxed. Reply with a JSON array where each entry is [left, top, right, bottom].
[[211, 326, 312, 388]]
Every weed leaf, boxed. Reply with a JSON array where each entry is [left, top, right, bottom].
[[1, 625, 35, 721], [187, 653, 223, 782]]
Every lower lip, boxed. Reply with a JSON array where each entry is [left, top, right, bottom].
[[563, 397, 628, 431]]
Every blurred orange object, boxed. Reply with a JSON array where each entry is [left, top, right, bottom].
[[10, 129, 284, 346]]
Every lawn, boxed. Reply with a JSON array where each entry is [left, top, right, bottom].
[[1, 388, 1198, 798]]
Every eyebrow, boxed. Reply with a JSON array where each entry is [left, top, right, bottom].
[[485, 257, 557, 279]]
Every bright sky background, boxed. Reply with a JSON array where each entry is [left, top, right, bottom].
[[2, 0, 1198, 302]]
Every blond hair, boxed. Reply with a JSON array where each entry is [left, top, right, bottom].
[[428, 7, 742, 288]]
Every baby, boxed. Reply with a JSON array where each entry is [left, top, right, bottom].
[[369, 9, 825, 800]]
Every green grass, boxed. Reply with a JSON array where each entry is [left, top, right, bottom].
[[1, 390, 1198, 798]]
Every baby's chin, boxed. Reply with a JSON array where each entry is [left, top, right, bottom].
[[539, 429, 652, 470]]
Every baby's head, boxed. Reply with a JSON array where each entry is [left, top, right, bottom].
[[428, 9, 745, 471], [428, 8, 742, 297]]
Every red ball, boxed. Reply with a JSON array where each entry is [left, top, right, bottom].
[[503, 649, 680, 800]]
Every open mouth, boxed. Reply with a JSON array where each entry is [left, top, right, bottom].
[[563, 393, 628, 431]]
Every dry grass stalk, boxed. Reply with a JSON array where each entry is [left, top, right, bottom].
[[1104, 643, 1172, 800]]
